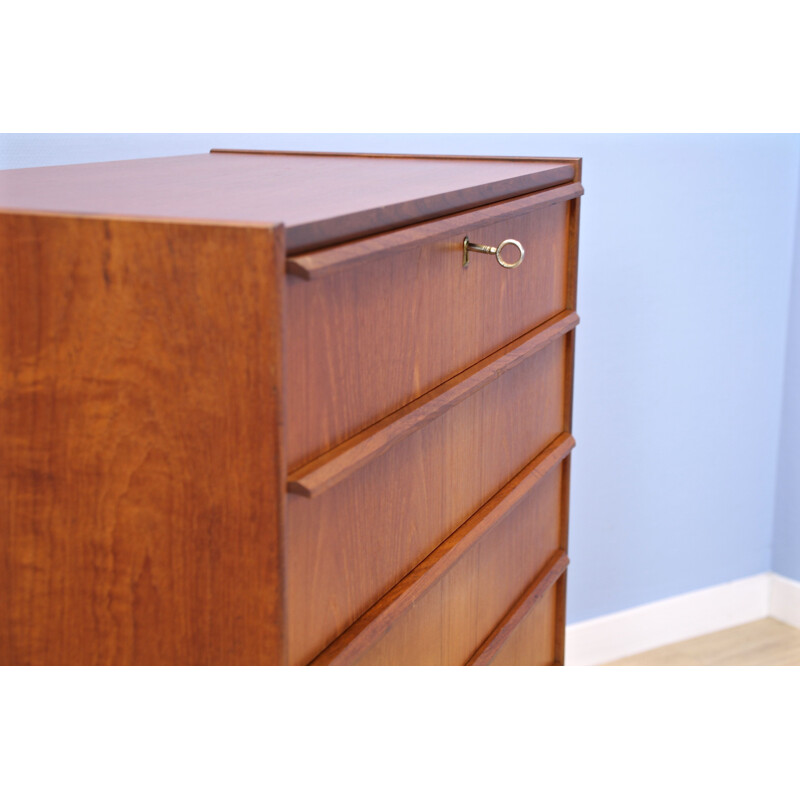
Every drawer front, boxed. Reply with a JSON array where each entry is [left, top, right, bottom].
[[479, 581, 561, 666], [287, 332, 569, 665], [286, 193, 574, 470], [350, 467, 564, 666]]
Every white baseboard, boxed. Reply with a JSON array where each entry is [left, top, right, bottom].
[[770, 573, 800, 628], [564, 572, 800, 666]]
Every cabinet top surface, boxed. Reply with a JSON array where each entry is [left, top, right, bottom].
[[0, 150, 577, 254]]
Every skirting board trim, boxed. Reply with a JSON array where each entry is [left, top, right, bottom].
[[770, 573, 800, 629], [564, 572, 800, 666]]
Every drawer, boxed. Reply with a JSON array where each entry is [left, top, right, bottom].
[[469, 579, 562, 666], [311, 436, 572, 666], [286, 316, 576, 665], [285, 187, 579, 469]]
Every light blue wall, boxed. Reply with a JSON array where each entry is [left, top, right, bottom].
[[2, 134, 799, 623], [773, 160, 800, 582]]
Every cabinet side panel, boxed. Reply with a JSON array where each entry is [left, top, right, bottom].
[[555, 192, 582, 663], [0, 213, 285, 665]]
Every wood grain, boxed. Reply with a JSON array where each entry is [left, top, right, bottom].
[[286, 183, 584, 280], [287, 337, 570, 665], [0, 211, 286, 665], [352, 473, 566, 666], [605, 618, 800, 666], [286, 199, 571, 469], [553, 169, 582, 663], [311, 434, 574, 666], [467, 551, 568, 665], [288, 310, 579, 497], [482, 585, 560, 666], [1, 150, 583, 667], [211, 148, 581, 165], [555, 330, 576, 664], [0, 152, 575, 255]]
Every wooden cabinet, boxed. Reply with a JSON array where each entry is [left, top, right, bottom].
[[0, 150, 583, 665]]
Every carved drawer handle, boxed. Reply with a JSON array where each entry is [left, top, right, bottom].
[[463, 236, 525, 269]]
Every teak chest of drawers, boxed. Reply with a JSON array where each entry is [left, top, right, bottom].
[[0, 150, 583, 665]]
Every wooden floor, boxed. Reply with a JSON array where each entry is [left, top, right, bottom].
[[605, 618, 800, 666]]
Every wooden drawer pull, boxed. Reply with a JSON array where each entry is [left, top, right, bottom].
[[288, 310, 579, 498], [310, 433, 574, 666], [463, 236, 525, 269], [466, 550, 569, 666], [286, 182, 584, 281]]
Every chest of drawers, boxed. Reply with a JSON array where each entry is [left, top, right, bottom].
[[0, 150, 582, 665]]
